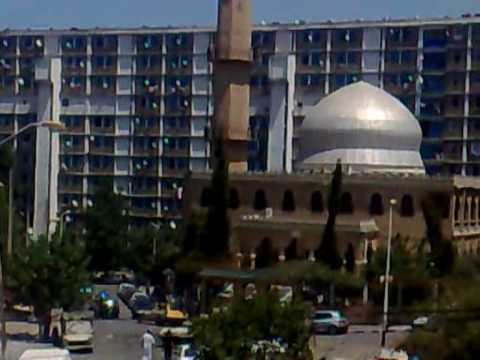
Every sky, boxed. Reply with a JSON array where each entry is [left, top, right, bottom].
[[1, 0, 480, 29]]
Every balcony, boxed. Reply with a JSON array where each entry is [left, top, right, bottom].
[[133, 166, 159, 177], [0, 81, 15, 96], [295, 30, 327, 51], [385, 27, 419, 49], [131, 187, 158, 197], [132, 147, 158, 157], [135, 97, 161, 116], [136, 35, 163, 54], [136, 79, 162, 96], [446, 26, 468, 49], [90, 76, 116, 96], [383, 82, 416, 96], [446, 51, 466, 71], [62, 59, 87, 76], [61, 37, 87, 55], [161, 188, 177, 198], [89, 165, 114, 175], [163, 126, 190, 137], [166, 33, 193, 53], [444, 96, 465, 117], [61, 144, 85, 155], [162, 208, 182, 219], [162, 168, 188, 178], [163, 147, 189, 157], [19, 37, 44, 56], [61, 81, 87, 96], [331, 29, 363, 50], [89, 145, 114, 156], [445, 75, 466, 94], [0, 58, 16, 76], [330, 60, 361, 73], [0, 37, 17, 55], [58, 183, 83, 194], [0, 122, 13, 134], [92, 36, 118, 54], [134, 125, 160, 137], [91, 61, 118, 76], [469, 96, 480, 115]]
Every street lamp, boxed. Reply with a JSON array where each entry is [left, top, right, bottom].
[[381, 198, 397, 347]]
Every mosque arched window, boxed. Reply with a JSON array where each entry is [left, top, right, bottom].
[[400, 194, 415, 217], [229, 188, 240, 209], [310, 191, 324, 213], [282, 190, 296, 212], [369, 193, 384, 216], [339, 192, 354, 214], [253, 189, 268, 210]]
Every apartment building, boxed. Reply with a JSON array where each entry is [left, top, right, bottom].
[[2, 15, 480, 234]]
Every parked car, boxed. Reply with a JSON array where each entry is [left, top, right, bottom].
[[129, 292, 155, 318], [50, 311, 94, 352], [19, 349, 72, 360], [311, 310, 349, 335], [117, 283, 136, 304], [173, 344, 199, 360], [92, 291, 119, 319]]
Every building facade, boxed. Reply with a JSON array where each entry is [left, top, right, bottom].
[[3, 16, 480, 233]]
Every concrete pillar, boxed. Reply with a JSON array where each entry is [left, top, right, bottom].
[[250, 252, 256, 270], [236, 252, 243, 269], [467, 196, 472, 227], [450, 194, 457, 227], [459, 192, 466, 227], [475, 197, 480, 227], [33, 58, 61, 237]]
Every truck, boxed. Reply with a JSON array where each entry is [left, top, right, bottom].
[[50, 310, 94, 352]]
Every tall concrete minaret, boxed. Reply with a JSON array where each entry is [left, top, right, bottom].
[[213, 0, 252, 173]]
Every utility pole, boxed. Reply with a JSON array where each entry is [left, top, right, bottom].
[[381, 198, 396, 347], [7, 168, 13, 255]]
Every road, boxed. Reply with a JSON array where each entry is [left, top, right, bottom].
[[7, 285, 411, 359]]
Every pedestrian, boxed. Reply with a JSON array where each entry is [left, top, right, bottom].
[[163, 330, 173, 360], [141, 329, 156, 360]]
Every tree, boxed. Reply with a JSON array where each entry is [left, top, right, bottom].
[[84, 179, 129, 271], [316, 160, 343, 270], [126, 225, 181, 283], [7, 233, 90, 338], [202, 138, 230, 258], [422, 195, 455, 277], [345, 243, 356, 273], [193, 293, 312, 360]]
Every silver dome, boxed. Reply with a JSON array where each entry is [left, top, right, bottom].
[[297, 81, 425, 174]]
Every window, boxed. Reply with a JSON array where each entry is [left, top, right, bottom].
[[62, 37, 85, 50], [253, 189, 267, 210], [311, 191, 324, 213], [302, 30, 322, 44], [138, 35, 160, 50], [339, 193, 354, 214], [200, 188, 211, 207], [137, 55, 160, 69], [282, 190, 296, 212], [369, 193, 384, 215], [229, 188, 240, 210]]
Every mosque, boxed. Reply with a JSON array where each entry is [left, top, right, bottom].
[[184, 81, 480, 268]]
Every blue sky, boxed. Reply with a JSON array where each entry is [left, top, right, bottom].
[[2, 0, 480, 29]]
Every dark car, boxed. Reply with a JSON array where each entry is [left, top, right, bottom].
[[129, 292, 155, 319], [92, 291, 120, 319], [117, 283, 136, 305]]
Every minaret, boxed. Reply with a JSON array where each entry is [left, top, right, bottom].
[[213, 0, 252, 173]]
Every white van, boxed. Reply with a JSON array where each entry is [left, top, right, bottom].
[[19, 349, 72, 360]]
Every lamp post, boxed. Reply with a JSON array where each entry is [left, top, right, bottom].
[[381, 198, 397, 347], [0, 120, 65, 359]]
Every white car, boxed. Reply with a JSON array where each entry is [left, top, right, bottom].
[[173, 344, 198, 360], [19, 349, 71, 360]]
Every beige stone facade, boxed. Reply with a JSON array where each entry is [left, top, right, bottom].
[[184, 172, 480, 267]]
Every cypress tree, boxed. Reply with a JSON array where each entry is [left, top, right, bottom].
[[202, 138, 230, 258], [316, 160, 343, 270], [345, 243, 356, 273]]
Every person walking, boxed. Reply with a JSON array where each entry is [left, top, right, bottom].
[[163, 331, 173, 360], [141, 329, 156, 360]]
